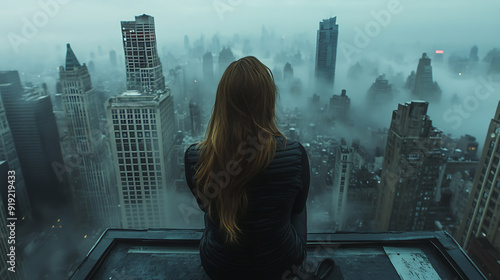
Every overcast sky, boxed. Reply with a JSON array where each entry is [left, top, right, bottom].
[[1, 0, 499, 145], [1, 0, 498, 66]]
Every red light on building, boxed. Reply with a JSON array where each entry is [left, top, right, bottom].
[[435, 50, 444, 54]]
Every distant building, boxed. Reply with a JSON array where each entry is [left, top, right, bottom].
[[59, 44, 120, 228], [315, 17, 339, 94], [0, 71, 68, 222], [367, 75, 393, 104], [331, 139, 353, 230], [202, 51, 214, 83], [375, 101, 445, 231], [106, 90, 176, 228], [457, 101, 500, 251], [0, 88, 30, 221], [218, 47, 235, 78], [283, 62, 293, 82], [329, 89, 350, 122], [121, 14, 165, 93], [189, 100, 201, 137], [412, 53, 441, 102]]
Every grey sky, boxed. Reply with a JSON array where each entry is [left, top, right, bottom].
[[1, 0, 498, 64]]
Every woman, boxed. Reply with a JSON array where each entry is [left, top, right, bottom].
[[184, 56, 309, 279]]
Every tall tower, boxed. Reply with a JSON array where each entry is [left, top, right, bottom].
[[0, 91, 30, 221], [105, 90, 175, 228], [283, 62, 294, 82], [202, 51, 214, 82], [412, 53, 441, 102], [0, 71, 68, 222], [375, 101, 445, 231], [329, 89, 350, 122], [315, 17, 339, 94], [367, 75, 393, 104], [218, 47, 235, 78], [121, 14, 165, 93], [457, 101, 500, 250], [332, 139, 353, 231], [59, 44, 120, 228]]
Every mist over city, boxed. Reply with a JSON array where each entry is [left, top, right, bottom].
[[1, 0, 500, 279]]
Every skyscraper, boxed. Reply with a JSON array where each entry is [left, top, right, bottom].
[[375, 101, 445, 231], [202, 51, 214, 82], [331, 139, 353, 231], [59, 44, 120, 228], [105, 90, 175, 228], [315, 17, 339, 94], [0, 86, 30, 221], [121, 14, 165, 93], [367, 75, 393, 104], [412, 53, 441, 102], [283, 62, 293, 82], [329, 89, 350, 122], [457, 101, 500, 250], [0, 71, 68, 222], [218, 47, 235, 78]]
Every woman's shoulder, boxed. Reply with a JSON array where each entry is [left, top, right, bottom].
[[276, 136, 306, 153], [185, 143, 201, 164]]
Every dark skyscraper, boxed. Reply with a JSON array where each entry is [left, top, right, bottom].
[[203, 51, 214, 82], [315, 17, 339, 94], [121, 14, 165, 93], [375, 101, 445, 231], [367, 75, 393, 104], [0, 71, 69, 221], [218, 47, 235, 78], [457, 101, 500, 250], [283, 62, 293, 82], [412, 53, 441, 102], [329, 89, 350, 122]]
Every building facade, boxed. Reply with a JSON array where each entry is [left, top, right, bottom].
[[59, 44, 120, 228], [315, 17, 339, 94], [457, 101, 500, 250], [121, 14, 165, 93], [106, 91, 175, 228], [375, 101, 445, 231]]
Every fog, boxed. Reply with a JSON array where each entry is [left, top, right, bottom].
[[1, 0, 500, 278]]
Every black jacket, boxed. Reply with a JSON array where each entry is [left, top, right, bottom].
[[184, 136, 310, 279]]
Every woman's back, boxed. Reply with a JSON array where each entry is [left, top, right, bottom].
[[185, 136, 309, 279]]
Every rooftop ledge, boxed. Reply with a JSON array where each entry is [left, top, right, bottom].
[[70, 229, 485, 280]]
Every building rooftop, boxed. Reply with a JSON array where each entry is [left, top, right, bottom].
[[69, 229, 485, 279]]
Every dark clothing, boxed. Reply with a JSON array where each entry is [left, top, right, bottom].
[[184, 137, 310, 279]]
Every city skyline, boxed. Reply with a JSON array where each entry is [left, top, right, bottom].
[[0, 4, 499, 279]]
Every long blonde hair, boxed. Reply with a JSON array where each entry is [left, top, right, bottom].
[[194, 56, 284, 244]]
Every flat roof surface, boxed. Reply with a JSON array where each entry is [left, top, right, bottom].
[[70, 229, 485, 280]]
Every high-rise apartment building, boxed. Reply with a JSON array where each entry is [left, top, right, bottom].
[[457, 101, 500, 250], [0, 71, 68, 221], [203, 51, 214, 83], [106, 90, 175, 228], [329, 89, 350, 122], [121, 14, 165, 93], [315, 17, 339, 94], [375, 101, 445, 231], [332, 140, 353, 231], [0, 86, 30, 220], [59, 44, 120, 228], [412, 53, 441, 102]]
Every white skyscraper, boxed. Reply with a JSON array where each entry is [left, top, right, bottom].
[[59, 44, 120, 228], [106, 91, 175, 228]]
